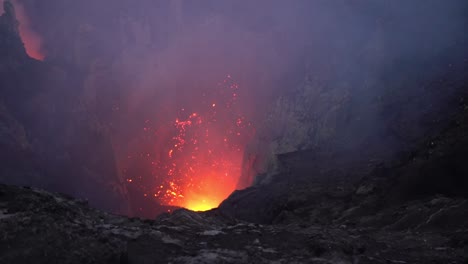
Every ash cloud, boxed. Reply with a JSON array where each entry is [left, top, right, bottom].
[[3, 0, 468, 215]]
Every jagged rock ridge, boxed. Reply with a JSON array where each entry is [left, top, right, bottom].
[[1, 100, 468, 263]]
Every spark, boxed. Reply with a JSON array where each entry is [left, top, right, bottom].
[[128, 75, 255, 212]]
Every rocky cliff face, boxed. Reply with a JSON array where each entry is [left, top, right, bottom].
[[0, 1, 128, 214], [221, 94, 468, 224], [1, 2, 468, 262], [242, 5, 468, 184], [17, 1, 468, 188], [14, 0, 308, 214]]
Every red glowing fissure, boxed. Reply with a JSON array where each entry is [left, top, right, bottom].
[[126, 75, 254, 211]]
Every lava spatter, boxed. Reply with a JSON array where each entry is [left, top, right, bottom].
[[126, 75, 254, 212]]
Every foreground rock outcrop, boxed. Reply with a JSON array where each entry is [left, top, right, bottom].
[[1, 183, 468, 264], [1, 100, 468, 263], [1, 1, 468, 263]]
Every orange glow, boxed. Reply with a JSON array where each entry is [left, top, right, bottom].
[[11, 1, 45, 60], [184, 198, 218, 212], [181, 169, 238, 211], [125, 75, 255, 212]]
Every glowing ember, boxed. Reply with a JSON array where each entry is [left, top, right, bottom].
[[125, 75, 254, 212]]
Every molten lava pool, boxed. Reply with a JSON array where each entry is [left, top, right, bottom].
[[125, 75, 254, 212]]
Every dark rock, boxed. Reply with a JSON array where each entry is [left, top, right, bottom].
[[1, 179, 467, 263], [1, 1, 468, 263], [0, 2, 129, 215]]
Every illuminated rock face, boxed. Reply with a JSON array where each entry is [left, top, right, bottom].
[[4, 0, 468, 218], [0, 4, 468, 263], [2, 104, 468, 263], [13, 1, 44, 60], [0, 1, 44, 60], [10, 1, 279, 217], [242, 20, 468, 188], [0, 4, 128, 215]]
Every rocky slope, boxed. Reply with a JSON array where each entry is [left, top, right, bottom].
[[1, 184, 467, 263], [221, 94, 468, 225], [1, 1, 468, 263], [1, 99, 468, 263]]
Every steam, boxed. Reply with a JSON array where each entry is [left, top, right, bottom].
[[6, 0, 468, 215]]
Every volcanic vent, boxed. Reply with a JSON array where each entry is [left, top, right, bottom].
[[122, 75, 255, 214]]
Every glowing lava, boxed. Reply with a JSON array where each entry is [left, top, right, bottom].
[[125, 75, 254, 212]]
